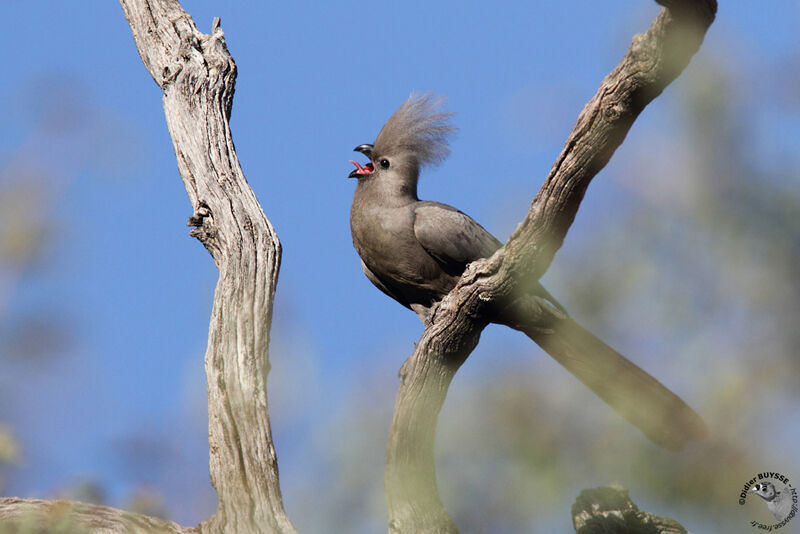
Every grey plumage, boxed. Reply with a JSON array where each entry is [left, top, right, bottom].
[[749, 482, 794, 522], [348, 94, 706, 450]]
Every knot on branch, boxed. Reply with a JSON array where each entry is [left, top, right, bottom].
[[188, 201, 217, 243]]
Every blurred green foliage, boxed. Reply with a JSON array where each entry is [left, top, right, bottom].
[[0, 424, 21, 494], [0, 77, 164, 525]]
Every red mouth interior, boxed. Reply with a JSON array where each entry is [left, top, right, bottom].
[[349, 160, 374, 174]]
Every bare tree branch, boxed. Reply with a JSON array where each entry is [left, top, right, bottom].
[[385, 2, 717, 532], [507, 0, 717, 282], [119, 1, 294, 533], [1, 2, 295, 532], [0, 1, 294, 533]]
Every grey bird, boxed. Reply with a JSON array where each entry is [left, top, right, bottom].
[[749, 482, 794, 522], [348, 94, 707, 450]]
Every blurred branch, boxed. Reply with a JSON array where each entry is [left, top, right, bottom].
[[572, 486, 689, 534], [510, 0, 717, 281], [385, 1, 716, 532], [0, 498, 193, 534]]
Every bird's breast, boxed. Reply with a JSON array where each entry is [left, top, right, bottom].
[[351, 204, 417, 267], [350, 202, 453, 301]]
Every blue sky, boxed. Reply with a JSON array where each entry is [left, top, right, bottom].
[[1, 1, 798, 532]]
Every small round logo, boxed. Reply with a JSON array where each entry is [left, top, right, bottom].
[[738, 471, 797, 530]]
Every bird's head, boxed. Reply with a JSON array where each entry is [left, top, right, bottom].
[[349, 93, 456, 193], [749, 482, 777, 501]]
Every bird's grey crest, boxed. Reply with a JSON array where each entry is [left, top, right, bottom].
[[372, 93, 456, 169]]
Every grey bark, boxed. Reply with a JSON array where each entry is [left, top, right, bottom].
[[384, 1, 717, 533], [118, 1, 295, 533], [0, 1, 292, 533]]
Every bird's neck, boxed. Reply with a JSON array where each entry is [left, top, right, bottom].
[[355, 176, 419, 207]]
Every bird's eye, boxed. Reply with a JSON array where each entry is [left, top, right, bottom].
[[380, 159, 390, 169]]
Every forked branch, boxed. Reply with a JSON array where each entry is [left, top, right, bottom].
[[385, 2, 717, 533], [0, 1, 716, 533]]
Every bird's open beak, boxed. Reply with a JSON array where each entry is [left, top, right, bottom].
[[349, 144, 375, 178]]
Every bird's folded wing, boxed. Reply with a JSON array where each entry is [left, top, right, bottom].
[[413, 201, 502, 274]]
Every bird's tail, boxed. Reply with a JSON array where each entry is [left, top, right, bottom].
[[497, 288, 707, 450]]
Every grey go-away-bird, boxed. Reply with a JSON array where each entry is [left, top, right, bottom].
[[749, 482, 794, 522], [348, 94, 707, 450]]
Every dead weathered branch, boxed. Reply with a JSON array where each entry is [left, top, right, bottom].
[[119, 1, 293, 533], [507, 0, 717, 282], [0, 1, 292, 533], [385, 1, 717, 533]]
